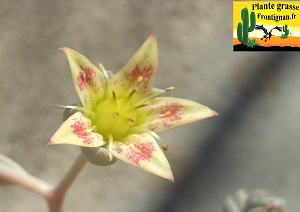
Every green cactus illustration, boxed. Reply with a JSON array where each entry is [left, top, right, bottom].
[[281, 24, 289, 39], [237, 7, 256, 45]]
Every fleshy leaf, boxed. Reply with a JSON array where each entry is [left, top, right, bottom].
[[0, 154, 29, 185], [60, 47, 104, 107], [111, 33, 158, 97], [146, 97, 218, 133], [111, 132, 174, 181], [49, 112, 105, 147]]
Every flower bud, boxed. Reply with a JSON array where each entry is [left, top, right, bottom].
[[81, 147, 117, 166]]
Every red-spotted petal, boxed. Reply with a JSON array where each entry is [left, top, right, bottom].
[[49, 112, 105, 147], [111, 133, 174, 181], [146, 97, 218, 133], [111, 33, 158, 97], [60, 48, 104, 107]]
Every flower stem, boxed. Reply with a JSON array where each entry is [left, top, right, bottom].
[[0, 169, 52, 198], [46, 154, 87, 212], [0, 154, 52, 198], [0, 153, 87, 211]]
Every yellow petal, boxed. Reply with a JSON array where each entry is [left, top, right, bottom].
[[111, 33, 158, 97], [146, 97, 218, 133], [49, 112, 105, 147], [60, 48, 104, 107], [111, 132, 174, 181]]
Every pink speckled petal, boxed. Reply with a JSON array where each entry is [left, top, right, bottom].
[[146, 97, 218, 133], [61, 48, 104, 107], [49, 112, 105, 147], [111, 133, 174, 181], [111, 33, 158, 97]]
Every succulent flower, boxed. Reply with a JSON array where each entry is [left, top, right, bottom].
[[49, 34, 217, 181]]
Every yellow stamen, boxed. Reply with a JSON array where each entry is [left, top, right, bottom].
[[131, 144, 141, 154], [112, 90, 117, 101], [99, 63, 109, 80], [127, 87, 138, 100], [137, 76, 143, 82], [127, 118, 136, 125], [137, 86, 175, 105], [134, 104, 148, 109], [159, 111, 171, 118], [108, 134, 113, 161], [87, 126, 96, 133], [163, 144, 169, 151], [55, 104, 96, 117]]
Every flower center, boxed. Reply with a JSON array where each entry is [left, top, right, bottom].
[[92, 92, 138, 141]]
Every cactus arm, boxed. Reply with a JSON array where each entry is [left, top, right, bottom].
[[285, 29, 289, 36], [237, 23, 243, 43], [248, 12, 256, 32]]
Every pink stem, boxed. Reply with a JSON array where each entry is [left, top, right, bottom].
[[0, 170, 52, 199], [0, 153, 87, 212], [46, 154, 87, 212]]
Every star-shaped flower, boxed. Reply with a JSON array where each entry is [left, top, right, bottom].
[[49, 34, 217, 181]]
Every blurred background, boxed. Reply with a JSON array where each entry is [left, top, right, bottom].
[[0, 0, 299, 211]]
